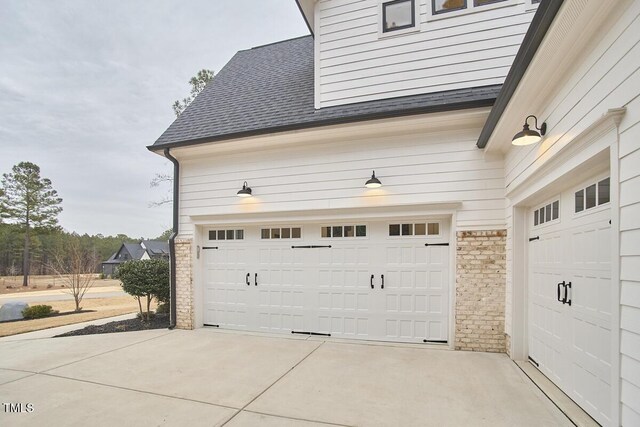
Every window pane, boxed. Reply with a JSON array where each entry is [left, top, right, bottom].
[[236, 230, 244, 240], [218, 230, 226, 240], [552, 201, 559, 220], [575, 190, 584, 213], [389, 224, 400, 236], [226, 230, 234, 240], [209, 230, 216, 240], [539, 207, 545, 223], [428, 223, 440, 235], [356, 225, 367, 237], [474, 0, 506, 6], [598, 178, 610, 205], [545, 204, 552, 223], [585, 184, 596, 209], [534, 210, 539, 226], [292, 227, 302, 239], [321, 227, 331, 238], [280, 228, 290, 239], [332, 226, 343, 238], [415, 223, 426, 235], [344, 226, 354, 237], [384, 0, 413, 31], [433, 0, 466, 13], [271, 228, 281, 239], [261, 229, 270, 239], [402, 224, 413, 236]]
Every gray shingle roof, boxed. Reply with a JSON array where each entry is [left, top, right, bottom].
[[150, 35, 501, 150], [142, 240, 169, 256]]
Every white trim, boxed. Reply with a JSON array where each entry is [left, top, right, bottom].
[[609, 136, 621, 427], [448, 210, 457, 350]]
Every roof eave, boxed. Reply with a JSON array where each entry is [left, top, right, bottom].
[[148, 96, 497, 152], [476, 0, 565, 149]]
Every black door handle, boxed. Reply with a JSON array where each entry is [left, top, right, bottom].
[[246, 273, 250, 286], [557, 281, 564, 302], [562, 282, 572, 306], [255, 273, 258, 286], [370, 274, 374, 289], [381, 274, 384, 289]]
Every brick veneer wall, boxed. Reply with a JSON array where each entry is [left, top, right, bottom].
[[174, 239, 194, 329], [455, 230, 507, 352]]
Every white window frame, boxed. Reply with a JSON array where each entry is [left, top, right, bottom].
[[531, 197, 561, 229], [378, 0, 421, 38], [386, 220, 442, 239], [259, 226, 304, 240], [319, 224, 369, 240], [426, 0, 518, 22], [573, 174, 611, 218], [207, 228, 245, 242]]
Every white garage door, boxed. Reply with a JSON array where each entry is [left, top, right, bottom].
[[528, 174, 612, 426], [203, 219, 450, 343]]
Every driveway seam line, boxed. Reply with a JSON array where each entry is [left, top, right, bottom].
[[243, 409, 354, 427], [0, 373, 37, 387], [38, 372, 241, 411], [39, 330, 175, 373], [221, 341, 325, 427]]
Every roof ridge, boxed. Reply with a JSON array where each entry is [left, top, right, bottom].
[[247, 34, 311, 51]]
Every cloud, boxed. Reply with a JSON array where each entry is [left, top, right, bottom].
[[0, 0, 308, 237]]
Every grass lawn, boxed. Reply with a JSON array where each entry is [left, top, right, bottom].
[[0, 295, 156, 337], [0, 275, 121, 295]]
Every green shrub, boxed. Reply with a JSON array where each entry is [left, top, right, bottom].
[[22, 305, 58, 319], [117, 259, 170, 321], [155, 302, 169, 314]]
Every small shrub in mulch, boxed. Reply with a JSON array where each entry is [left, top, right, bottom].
[[22, 305, 58, 319], [55, 314, 169, 337]]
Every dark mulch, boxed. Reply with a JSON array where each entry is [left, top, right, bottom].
[[55, 313, 169, 337]]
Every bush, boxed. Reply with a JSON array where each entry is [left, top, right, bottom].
[[117, 259, 170, 321], [155, 302, 169, 314], [98, 273, 106, 280], [22, 305, 59, 319]]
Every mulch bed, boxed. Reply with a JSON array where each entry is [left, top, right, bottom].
[[55, 313, 169, 337]]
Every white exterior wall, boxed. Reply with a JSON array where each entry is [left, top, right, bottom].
[[175, 113, 505, 239], [500, 1, 640, 423], [315, 0, 538, 108]]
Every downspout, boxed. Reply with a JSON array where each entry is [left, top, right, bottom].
[[164, 148, 179, 330]]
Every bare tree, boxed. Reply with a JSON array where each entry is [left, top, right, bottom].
[[49, 240, 98, 312]]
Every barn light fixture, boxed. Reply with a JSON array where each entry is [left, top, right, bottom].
[[236, 181, 252, 197], [365, 171, 383, 188], [512, 115, 547, 146]]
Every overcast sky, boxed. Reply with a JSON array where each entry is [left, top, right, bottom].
[[0, 0, 308, 238]]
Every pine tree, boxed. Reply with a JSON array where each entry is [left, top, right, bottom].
[[0, 162, 63, 286]]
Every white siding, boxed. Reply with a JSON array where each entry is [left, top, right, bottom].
[[177, 126, 505, 238], [502, 1, 640, 422], [316, 0, 537, 108]]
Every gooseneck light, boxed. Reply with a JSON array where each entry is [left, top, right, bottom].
[[512, 115, 547, 146], [365, 171, 383, 188], [236, 181, 252, 198]]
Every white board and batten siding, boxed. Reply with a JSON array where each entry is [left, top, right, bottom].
[[176, 120, 505, 240], [499, 1, 640, 424], [315, 0, 538, 108]]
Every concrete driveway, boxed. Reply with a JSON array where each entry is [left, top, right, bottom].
[[0, 328, 571, 426]]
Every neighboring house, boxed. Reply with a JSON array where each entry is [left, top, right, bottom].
[[148, 1, 640, 425], [101, 241, 169, 276]]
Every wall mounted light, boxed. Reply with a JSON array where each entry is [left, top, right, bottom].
[[512, 115, 547, 146], [237, 181, 252, 197], [365, 171, 383, 188]]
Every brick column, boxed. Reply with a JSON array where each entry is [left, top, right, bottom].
[[174, 238, 194, 329], [455, 230, 506, 352]]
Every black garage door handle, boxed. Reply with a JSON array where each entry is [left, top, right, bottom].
[[255, 273, 258, 286], [370, 274, 374, 289], [381, 274, 384, 289], [246, 273, 250, 286]]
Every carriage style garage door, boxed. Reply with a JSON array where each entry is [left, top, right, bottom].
[[528, 173, 612, 426], [202, 219, 450, 343]]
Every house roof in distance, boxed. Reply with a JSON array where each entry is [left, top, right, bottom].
[[149, 36, 501, 151]]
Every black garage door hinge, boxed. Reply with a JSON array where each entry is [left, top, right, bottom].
[[291, 330, 331, 336], [528, 356, 539, 367], [423, 339, 448, 344], [425, 243, 449, 247], [528, 236, 539, 242], [204, 324, 220, 328], [291, 245, 332, 249], [202, 246, 219, 250]]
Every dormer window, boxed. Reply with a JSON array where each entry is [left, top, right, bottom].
[[382, 0, 415, 32]]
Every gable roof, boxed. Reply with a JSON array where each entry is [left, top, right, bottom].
[[102, 241, 169, 265], [141, 240, 169, 256], [149, 36, 501, 151]]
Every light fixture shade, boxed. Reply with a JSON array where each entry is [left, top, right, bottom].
[[512, 116, 546, 146], [365, 171, 382, 188], [512, 125, 541, 146], [237, 181, 252, 197]]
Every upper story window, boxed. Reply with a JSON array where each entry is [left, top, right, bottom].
[[432, 0, 507, 15], [383, 0, 415, 32]]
